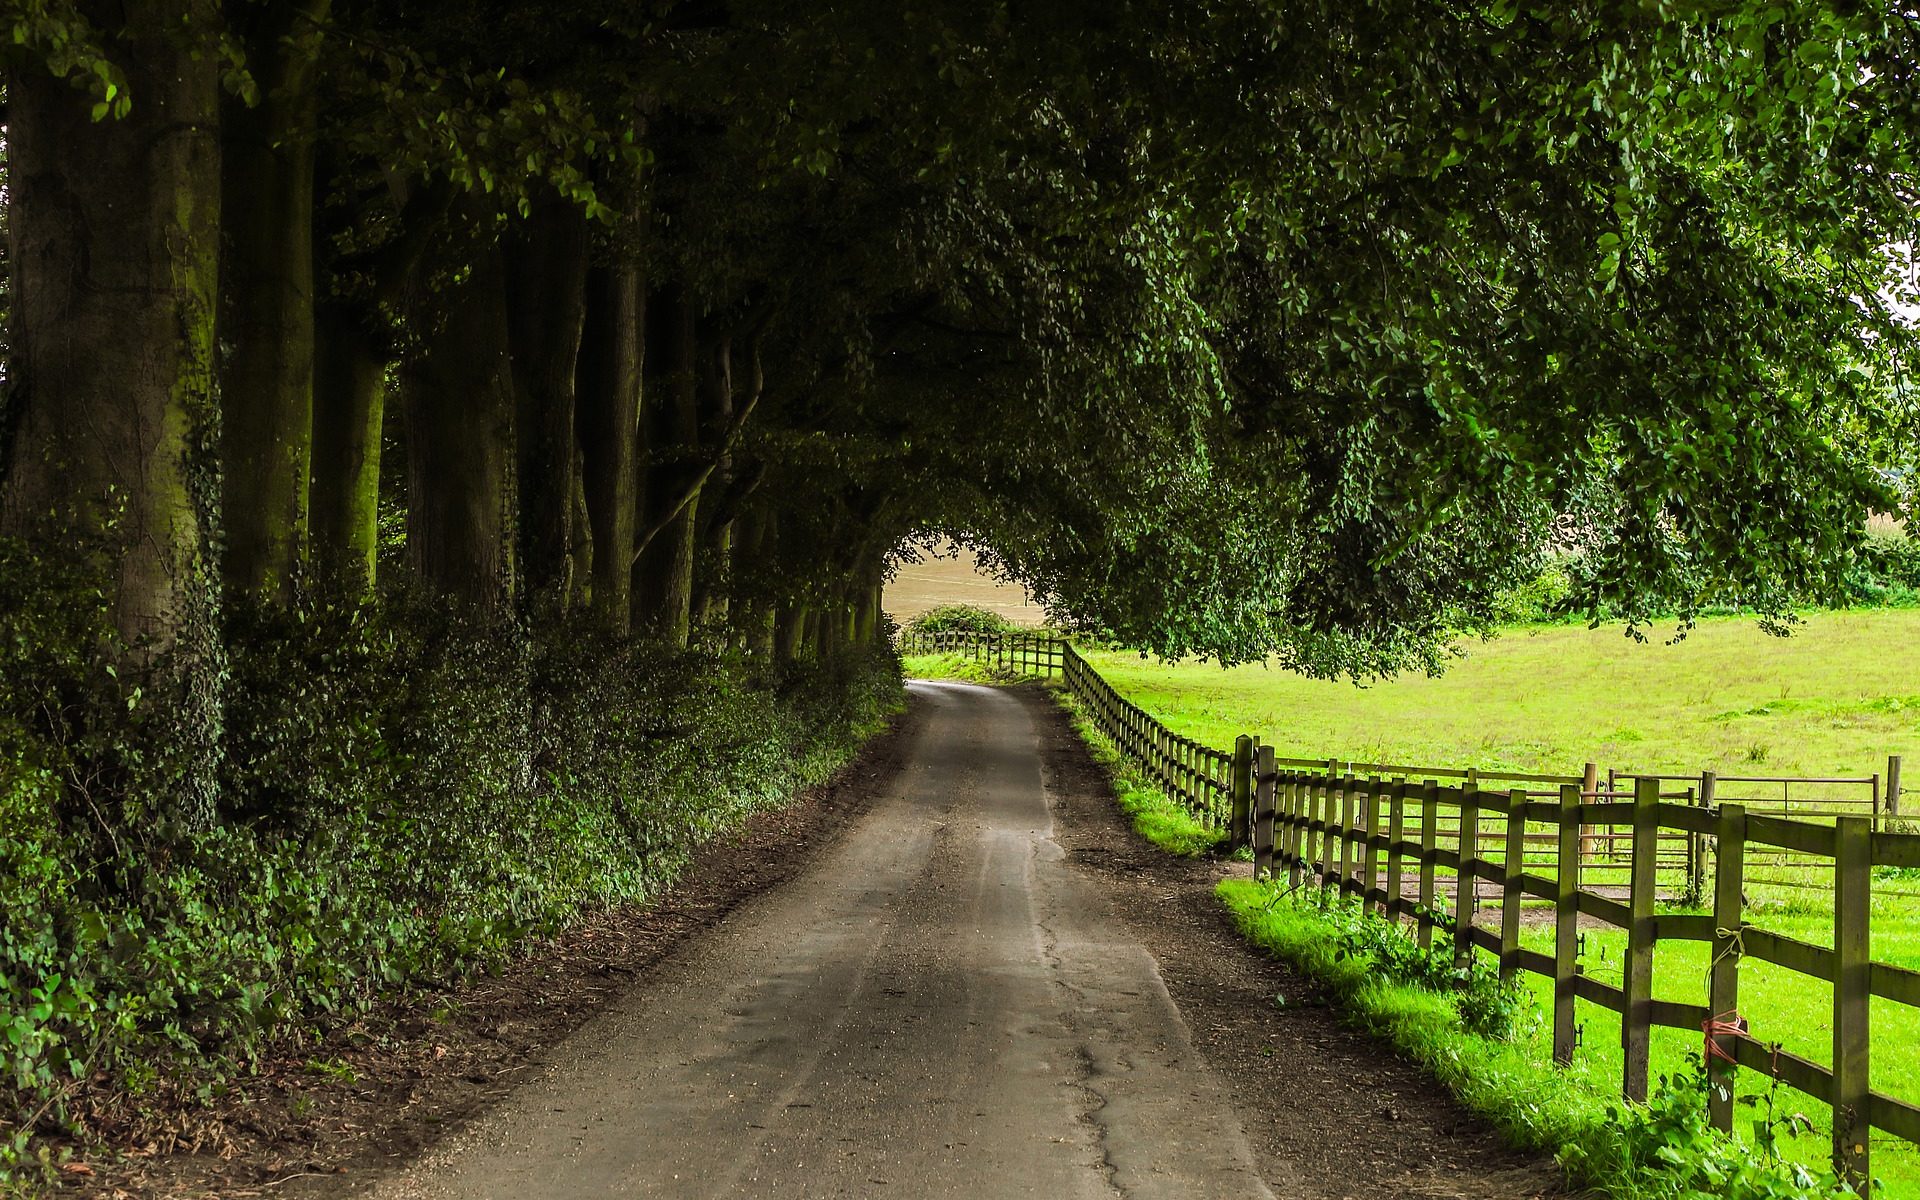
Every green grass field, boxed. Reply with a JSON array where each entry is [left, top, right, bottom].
[[1071, 612, 1920, 1194], [1078, 610, 1920, 789]]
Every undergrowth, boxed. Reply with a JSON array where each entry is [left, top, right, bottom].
[[1219, 878, 1863, 1199], [0, 556, 903, 1185]]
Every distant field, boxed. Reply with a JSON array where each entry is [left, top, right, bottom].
[[884, 543, 1047, 627], [1081, 611, 1920, 799]]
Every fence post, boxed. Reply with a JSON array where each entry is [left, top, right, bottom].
[[1338, 775, 1358, 898], [1696, 771, 1717, 907], [1554, 783, 1582, 1066], [1580, 761, 1599, 863], [1707, 802, 1746, 1132], [1834, 814, 1872, 1189], [1253, 745, 1277, 879], [1499, 789, 1526, 982], [1418, 781, 1440, 949], [1623, 776, 1659, 1103], [1890, 754, 1904, 817], [1364, 779, 1384, 913], [1230, 735, 1254, 850], [1284, 772, 1303, 888], [1183, 738, 1196, 811], [1385, 782, 1408, 924], [1453, 783, 1480, 969], [1322, 760, 1341, 893], [1324, 772, 1345, 896], [1303, 773, 1322, 881]]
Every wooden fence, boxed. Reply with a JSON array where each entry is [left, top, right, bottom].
[[1249, 762, 1920, 1188], [897, 628, 1065, 675], [904, 630, 1920, 1187]]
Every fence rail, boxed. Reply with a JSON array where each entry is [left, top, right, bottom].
[[899, 629, 1918, 1186]]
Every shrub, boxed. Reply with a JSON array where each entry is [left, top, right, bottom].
[[903, 603, 1018, 638], [1487, 561, 1578, 626], [1842, 524, 1920, 608], [0, 553, 904, 1181]]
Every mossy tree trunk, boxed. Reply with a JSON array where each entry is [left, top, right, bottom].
[[309, 297, 389, 587], [218, 0, 330, 600], [776, 599, 809, 664], [403, 237, 518, 613], [504, 196, 589, 608], [852, 566, 882, 645], [308, 185, 449, 590], [578, 263, 645, 635], [0, 0, 226, 828], [3, 2, 223, 651]]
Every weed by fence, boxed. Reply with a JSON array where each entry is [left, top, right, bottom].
[[903, 630, 1920, 1189]]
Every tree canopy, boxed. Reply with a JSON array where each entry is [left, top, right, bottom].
[[2, 0, 1914, 683]]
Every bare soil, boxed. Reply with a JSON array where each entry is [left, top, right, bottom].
[[883, 541, 1047, 627]]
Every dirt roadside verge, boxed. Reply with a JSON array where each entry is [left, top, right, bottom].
[[53, 700, 924, 1200], [1022, 687, 1571, 1200]]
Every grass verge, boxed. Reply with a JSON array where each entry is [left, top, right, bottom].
[[1218, 879, 1863, 1199], [898, 650, 1048, 685], [1050, 688, 1227, 858]]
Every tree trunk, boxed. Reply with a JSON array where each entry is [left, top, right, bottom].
[[308, 180, 452, 591], [578, 264, 644, 634], [853, 576, 879, 646], [635, 285, 699, 645], [218, 0, 329, 599], [691, 328, 733, 627], [403, 239, 517, 612], [309, 298, 389, 588], [1, 0, 225, 828], [3, 6, 222, 643], [733, 503, 776, 661], [776, 601, 809, 664], [504, 196, 589, 607], [569, 446, 592, 609]]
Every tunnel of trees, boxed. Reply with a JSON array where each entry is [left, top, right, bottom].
[[0, 0, 1915, 1165]]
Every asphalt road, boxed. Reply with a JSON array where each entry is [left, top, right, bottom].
[[369, 680, 1275, 1199]]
